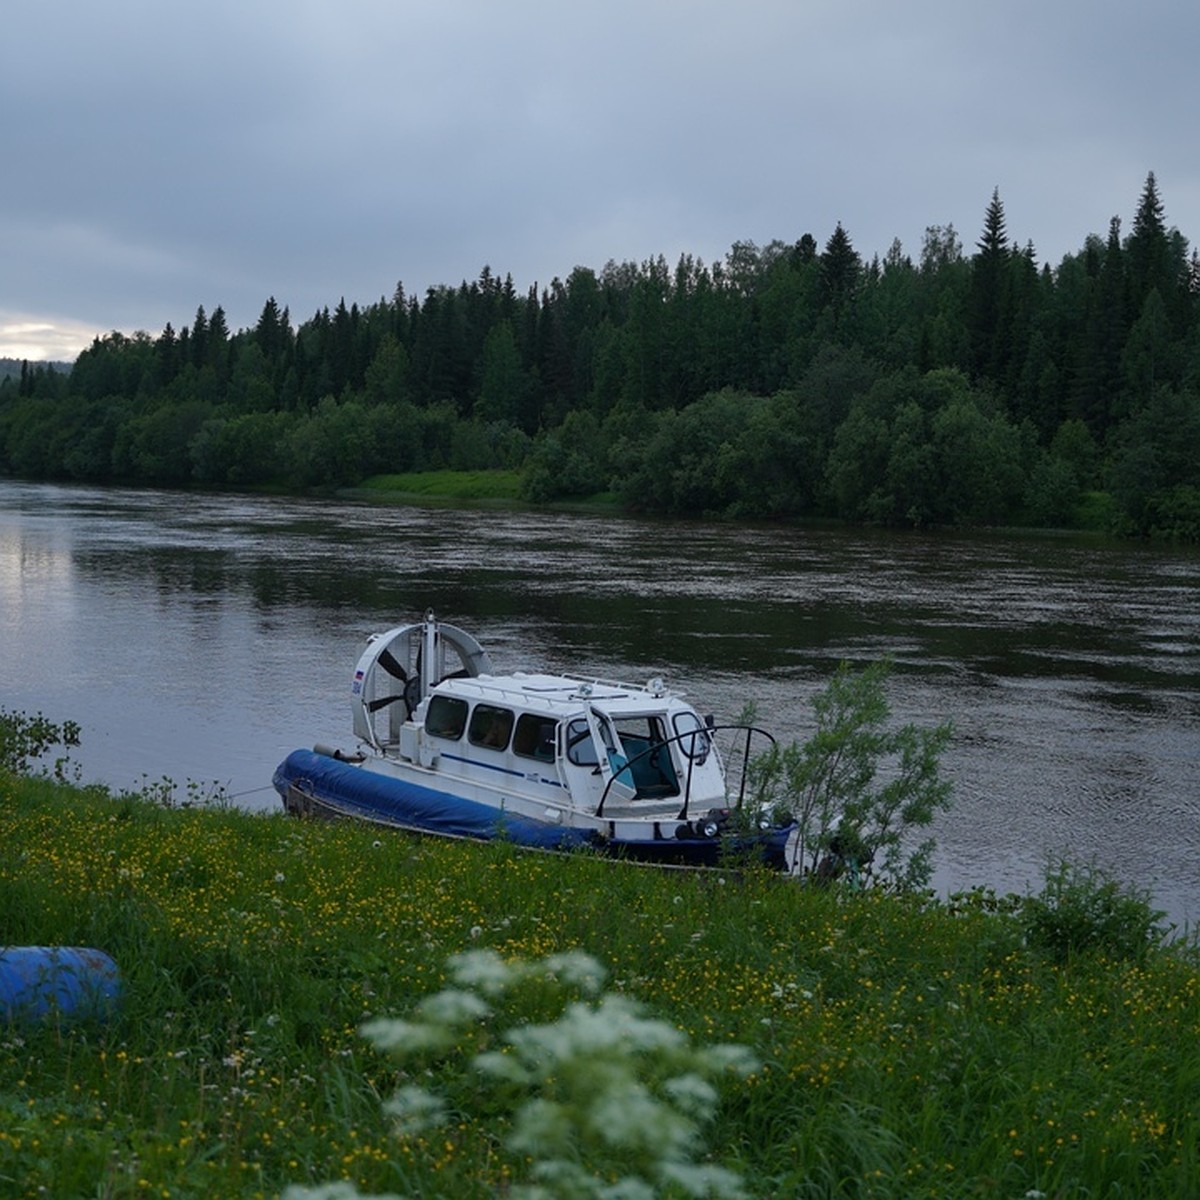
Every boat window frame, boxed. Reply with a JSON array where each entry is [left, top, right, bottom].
[[425, 695, 469, 741], [512, 713, 557, 762], [467, 703, 515, 751]]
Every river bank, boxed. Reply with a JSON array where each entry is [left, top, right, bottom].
[[2, 772, 1197, 1198]]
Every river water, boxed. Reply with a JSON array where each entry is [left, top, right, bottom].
[[2, 480, 1197, 927]]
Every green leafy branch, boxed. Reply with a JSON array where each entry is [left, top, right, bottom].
[[0, 707, 80, 780]]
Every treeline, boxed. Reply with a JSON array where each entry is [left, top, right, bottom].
[[3, 173, 1199, 538]]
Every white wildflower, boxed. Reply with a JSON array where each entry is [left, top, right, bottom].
[[586, 1078, 693, 1157], [414, 988, 491, 1026], [447, 948, 520, 997], [596, 1179, 657, 1200], [524, 1159, 638, 1200], [662, 1072, 720, 1119], [697, 1043, 759, 1078], [283, 1184, 403, 1200], [382, 1085, 447, 1136], [359, 1017, 454, 1055], [507, 1097, 574, 1157], [473, 1048, 533, 1084], [506, 996, 685, 1068], [657, 1161, 748, 1199], [542, 949, 607, 995]]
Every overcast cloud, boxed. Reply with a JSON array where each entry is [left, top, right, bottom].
[[3, 0, 1198, 361]]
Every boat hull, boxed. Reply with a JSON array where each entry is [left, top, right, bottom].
[[273, 748, 792, 869]]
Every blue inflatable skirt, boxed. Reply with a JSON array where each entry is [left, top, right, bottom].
[[0, 946, 122, 1021]]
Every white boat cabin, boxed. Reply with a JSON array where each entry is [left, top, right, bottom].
[[411, 672, 726, 817], [348, 616, 728, 821]]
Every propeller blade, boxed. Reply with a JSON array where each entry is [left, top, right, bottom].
[[377, 647, 409, 681], [367, 694, 406, 713]]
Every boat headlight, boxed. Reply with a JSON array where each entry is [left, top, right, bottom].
[[699, 818, 721, 839]]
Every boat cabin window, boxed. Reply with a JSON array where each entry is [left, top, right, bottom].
[[672, 711, 711, 762], [425, 695, 468, 740], [513, 714, 557, 762], [468, 704, 514, 751], [564, 717, 599, 767]]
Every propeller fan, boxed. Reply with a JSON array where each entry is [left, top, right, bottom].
[[367, 640, 428, 716]]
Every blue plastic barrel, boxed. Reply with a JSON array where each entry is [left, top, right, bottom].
[[0, 946, 122, 1021]]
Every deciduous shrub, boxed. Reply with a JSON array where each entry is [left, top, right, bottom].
[[749, 660, 953, 889], [1020, 859, 1170, 963]]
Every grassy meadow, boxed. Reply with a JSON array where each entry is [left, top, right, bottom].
[[2, 773, 1198, 1199]]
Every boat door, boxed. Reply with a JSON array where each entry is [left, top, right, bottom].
[[558, 709, 636, 811], [587, 707, 637, 806]]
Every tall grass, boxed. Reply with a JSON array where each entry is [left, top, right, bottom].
[[355, 470, 523, 502], [2, 775, 1198, 1198]]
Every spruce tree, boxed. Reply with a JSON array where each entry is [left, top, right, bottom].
[[1126, 172, 1172, 320], [819, 223, 860, 321], [969, 188, 1009, 381]]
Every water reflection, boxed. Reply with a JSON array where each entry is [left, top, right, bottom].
[[2, 480, 1198, 927]]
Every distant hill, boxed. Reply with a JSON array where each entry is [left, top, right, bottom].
[[0, 357, 73, 383]]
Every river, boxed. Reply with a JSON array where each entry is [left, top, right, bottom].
[[2, 480, 1197, 927]]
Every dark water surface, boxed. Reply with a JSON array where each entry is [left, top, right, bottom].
[[2, 481, 1197, 926]]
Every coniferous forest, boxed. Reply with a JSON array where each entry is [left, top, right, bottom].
[[3, 173, 1199, 539]]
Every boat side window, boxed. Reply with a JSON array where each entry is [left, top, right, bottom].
[[513, 714, 557, 762], [468, 704, 514, 751], [564, 717, 599, 767], [672, 711, 711, 762], [425, 695, 468, 740]]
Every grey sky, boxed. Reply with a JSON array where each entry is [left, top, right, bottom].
[[3, 0, 1197, 361]]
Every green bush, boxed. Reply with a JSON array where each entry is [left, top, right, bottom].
[[750, 660, 953, 888], [1020, 859, 1170, 963]]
